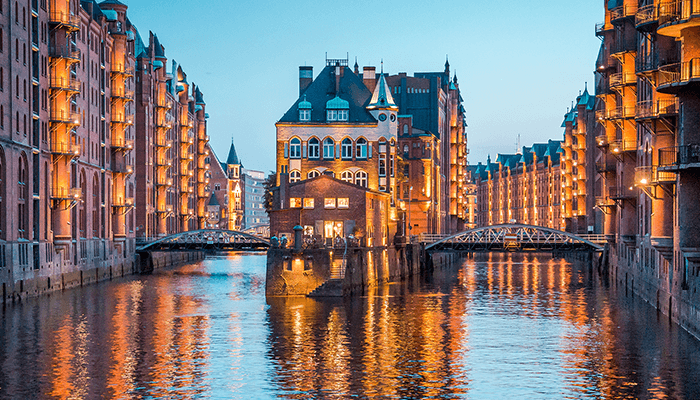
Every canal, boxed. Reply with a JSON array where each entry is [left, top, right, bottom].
[[1, 253, 700, 399]]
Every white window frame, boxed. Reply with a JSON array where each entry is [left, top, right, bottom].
[[308, 137, 320, 159], [323, 138, 334, 159], [341, 138, 352, 159], [289, 170, 301, 182], [289, 138, 301, 159]]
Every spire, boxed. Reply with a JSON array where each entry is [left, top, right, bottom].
[[354, 57, 359, 74], [445, 55, 450, 74], [226, 140, 240, 165], [367, 67, 397, 110]]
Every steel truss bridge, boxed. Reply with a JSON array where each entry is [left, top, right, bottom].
[[137, 229, 270, 252], [425, 224, 604, 252]]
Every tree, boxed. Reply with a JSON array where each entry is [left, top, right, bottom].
[[263, 172, 276, 215]]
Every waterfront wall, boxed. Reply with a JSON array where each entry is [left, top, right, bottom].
[[266, 243, 423, 296], [1, 248, 204, 304], [608, 246, 700, 341]]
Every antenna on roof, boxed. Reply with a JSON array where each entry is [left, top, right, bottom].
[[516, 133, 521, 154], [380, 59, 384, 74]]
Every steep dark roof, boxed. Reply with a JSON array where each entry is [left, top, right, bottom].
[[278, 66, 376, 124], [226, 142, 240, 165], [208, 193, 220, 206]]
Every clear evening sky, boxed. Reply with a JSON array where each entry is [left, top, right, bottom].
[[125, 0, 601, 173]]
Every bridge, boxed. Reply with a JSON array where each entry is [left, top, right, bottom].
[[424, 224, 604, 252], [137, 229, 270, 251]]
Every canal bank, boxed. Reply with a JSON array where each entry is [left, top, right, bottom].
[[1, 249, 204, 304]]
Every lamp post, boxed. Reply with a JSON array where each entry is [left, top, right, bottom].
[[408, 186, 413, 241]]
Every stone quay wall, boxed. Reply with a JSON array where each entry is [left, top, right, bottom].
[[266, 243, 424, 296]]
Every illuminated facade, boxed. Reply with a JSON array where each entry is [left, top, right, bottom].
[[472, 141, 564, 230], [0, 0, 210, 299], [595, 0, 700, 332]]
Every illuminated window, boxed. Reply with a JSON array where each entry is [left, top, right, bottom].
[[338, 198, 349, 209], [303, 198, 314, 209], [323, 138, 334, 159], [289, 170, 301, 182], [289, 138, 301, 158], [340, 170, 353, 183], [403, 144, 409, 157], [324, 198, 336, 209], [307, 170, 320, 179], [355, 170, 367, 187], [289, 197, 301, 208], [379, 154, 386, 176], [308, 137, 319, 159], [341, 138, 352, 159], [356, 138, 367, 159]]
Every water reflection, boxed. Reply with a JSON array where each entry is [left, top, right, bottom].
[[0, 252, 699, 399]]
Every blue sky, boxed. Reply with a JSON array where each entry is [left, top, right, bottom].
[[124, 0, 602, 173]]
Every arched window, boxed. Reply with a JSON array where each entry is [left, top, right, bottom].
[[289, 137, 301, 159], [307, 170, 320, 179], [93, 174, 99, 238], [17, 153, 27, 239], [323, 138, 334, 159], [403, 124, 408, 134], [289, 170, 301, 183], [403, 144, 409, 157], [356, 138, 367, 159], [355, 170, 368, 187], [340, 170, 353, 183], [341, 138, 352, 159], [308, 137, 320, 159]]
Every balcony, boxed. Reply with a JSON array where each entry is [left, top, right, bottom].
[[155, 97, 172, 109], [111, 139, 134, 152], [50, 142, 80, 157], [111, 88, 134, 101], [49, 45, 80, 61], [609, 186, 635, 200], [156, 120, 173, 130], [658, 0, 700, 36], [595, 21, 612, 36], [610, 39, 637, 56], [112, 162, 133, 175], [636, 99, 679, 119], [607, 106, 636, 120], [658, 144, 700, 170], [609, 71, 636, 88], [155, 177, 173, 187], [110, 114, 133, 125], [52, 187, 81, 201], [154, 137, 172, 148], [49, 77, 80, 92], [657, 58, 700, 93], [50, 111, 81, 125], [635, 165, 676, 186], [110, 64, 134, 76], [611, 4, 638, 23], [156, 204, 174, 214], [48, 11, 80, 30], [155, 158, 172, 168], [635, 3, 659, 30], [112, 197, 134, 208], [609, 139, 637, 154], [596, 160, 616, 173]]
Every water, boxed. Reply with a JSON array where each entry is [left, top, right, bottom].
[[1, 252, 700, 399]]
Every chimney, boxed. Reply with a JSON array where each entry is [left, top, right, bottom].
[[363, 66, 376, 93], [299, 66, 313, 96]]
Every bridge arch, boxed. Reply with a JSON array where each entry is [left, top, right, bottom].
[[138, 229, 270, 251], [426, 224, 603, 252]]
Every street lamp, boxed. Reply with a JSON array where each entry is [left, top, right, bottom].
[[408, 186, 413, 240]]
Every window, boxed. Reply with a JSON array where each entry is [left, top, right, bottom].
[[403, 144, 409, 157], [403, 124, 408, 134], [355, 170, 367, 187], [303, 198, 314, 209], [289, 197, 301, 208], [324, 198, 336, 209], [337, 198, 349, 209], [323, 138, 334, 159], [214, 184, 220, 191], [356, 138, 367, 159], [299, 109, 310, 121], [340, 170, 353, 183], [17, 153, 26, 239], [341, 138, 352, 159], [327, 109, 337, 121], [308, 137, 319, 159], [289, 137, 301, 158], [307, 170, 320, 179], [379, 154, 386, 176], [289, 170, 301, 183], [337, 109, 348, 121]]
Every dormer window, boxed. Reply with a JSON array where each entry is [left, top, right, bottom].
[[326, 95, 349, 122], [298, 95, 312, 122]]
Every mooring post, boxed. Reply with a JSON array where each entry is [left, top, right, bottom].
[[293, 225, 303, 253]]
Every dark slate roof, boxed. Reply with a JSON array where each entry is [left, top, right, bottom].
[[278, 66, 375, 124], [226, 142, 240, 165], [99, 0, 126, 5], [195, 86, 205, 105], [153, 33, 165, 58], [208, 193, 220, 206]]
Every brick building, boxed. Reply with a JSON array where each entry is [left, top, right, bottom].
[[0, 0, 210, 298]]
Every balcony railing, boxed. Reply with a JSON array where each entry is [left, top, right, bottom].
[[111, 139, 134, 152], [154, 137, 171, 148], [611, 4, 638, 22], [112, 162, 133, 175], [635, 4, 659, 28], [112, 197, 134, 207], [596, 161, 616, 173], [50, 111, 81, 125], [606, 106, 636, 120], [658, 58, 700, 87], [156, 158, 172, 167], [111, 114, 133, 125], [636, 98, 679, 119], [48, 11, 80, 29], [609, 71, 636, 88], [610, 39, 637, 55], [609, 186, 635, 199], [609, 139, 637, 153], [155, 177, 173, 187], [595, 21, 611, 36], [596, 134, 609, 147], [49, 77, 80, 92], [50, 142, 81, 157], [155, 97, 171, 109], [52, 187, 81, 200], [49, 45, 80, 61], [635, 165, 676, 185], [156, 205, 174, 214], [658, 144, 700, 167], [112, 88, 134, 100], [658, 0, 700, 26], [110, 64, 134, 76]]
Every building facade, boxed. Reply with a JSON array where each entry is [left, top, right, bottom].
[[0, 0, 211, 299], [242, 168, 269, 236]]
